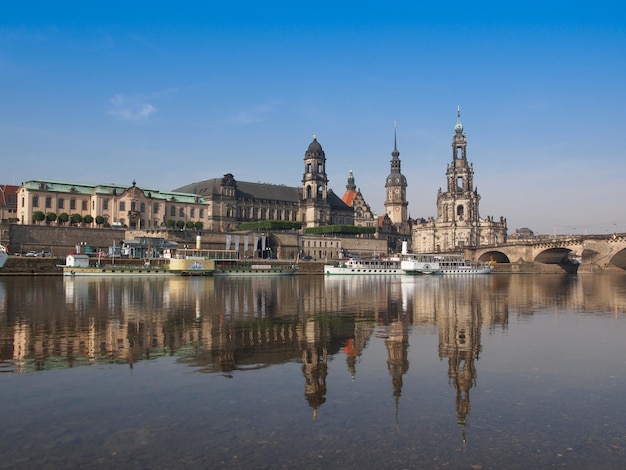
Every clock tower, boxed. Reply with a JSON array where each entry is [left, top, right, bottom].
[[384, 124, 408, 226]]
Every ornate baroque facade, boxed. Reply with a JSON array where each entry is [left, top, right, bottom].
[[17, 179, 207, 229], [175, 136, 354, 231], [412, 108, 507, 252], [340, 170, 376, 228]]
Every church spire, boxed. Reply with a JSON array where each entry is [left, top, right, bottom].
[[391, 120, 400, 160]]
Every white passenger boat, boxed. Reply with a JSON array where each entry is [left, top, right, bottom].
[[324, 257, 404, 275], [403, 253, 493, 275], [0, 244, 8, 269], [400, 253, 442, 275]]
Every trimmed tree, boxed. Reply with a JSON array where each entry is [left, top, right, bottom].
[[95, 215, 105, 226], [194, 221, 203, 231], [46, 212, 57, 224], [32, 211, 45, 224], [70, 213, 83, 226], [165, 219, 176, 229], [58, 212, 69, 225], [176, 220, 185, 230], [83, 214, 94, 226]]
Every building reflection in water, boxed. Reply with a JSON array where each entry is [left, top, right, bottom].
[[1, 273, 625, 430]]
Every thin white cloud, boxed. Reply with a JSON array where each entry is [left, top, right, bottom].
[[108, 94, 157, 121], [229, 103, 277, 125]]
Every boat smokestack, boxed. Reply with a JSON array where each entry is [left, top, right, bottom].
[[401, 241, 408, 255], [196, 235, 201, 250]]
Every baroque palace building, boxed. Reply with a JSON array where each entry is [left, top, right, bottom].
[[15, 136, 356, 234], [174, 135, 354, 231], [412, 108, 507, 252], [17, 179, 207, 229]]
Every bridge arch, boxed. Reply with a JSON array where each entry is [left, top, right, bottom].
[[607, 248, 626, 270], [534, 247, 575, 264], [477, 250, 510, 263]]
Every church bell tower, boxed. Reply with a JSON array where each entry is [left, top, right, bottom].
[[437, 108, 480, 229], [384, 123, 408, 226], [302, 134, 330, 228]]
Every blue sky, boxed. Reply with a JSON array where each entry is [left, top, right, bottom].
[[2, 1, 625, 235]]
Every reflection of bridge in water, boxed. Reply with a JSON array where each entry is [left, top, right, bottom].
[[468, 233, 626, 272]]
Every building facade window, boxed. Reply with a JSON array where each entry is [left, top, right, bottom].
[[153, 203, 159, 214], [70, 199, 76, 210], [140, 202, 145, 213], [103, 199, 109, 210], [179, 208, 184, 217], [119, 201, 125, 211], [170, 206, 176, 217], [58, 198, 65, 209], [46, 197, 52, 209], [32, 196, 39, 208]]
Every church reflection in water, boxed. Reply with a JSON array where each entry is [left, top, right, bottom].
[[1, 273, 621, 433]]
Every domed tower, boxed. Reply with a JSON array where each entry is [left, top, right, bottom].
[[384, 123, 408, 226], [302, 134, 330, 228]]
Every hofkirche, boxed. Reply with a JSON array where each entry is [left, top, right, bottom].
[[12, 109, 507, 254]]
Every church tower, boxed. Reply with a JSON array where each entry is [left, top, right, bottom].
[[411, 107, 507, 252], [434, 107, 481, 247], [302, 134, 330, 228], [384, 124, 408, 226]]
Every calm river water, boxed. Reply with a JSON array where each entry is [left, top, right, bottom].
[[1, 273, 625, 469]]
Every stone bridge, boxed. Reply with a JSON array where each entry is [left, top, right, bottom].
[[466, 234, 626, 272]]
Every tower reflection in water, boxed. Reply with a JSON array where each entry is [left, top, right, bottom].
[[3, 273, 599, 436]]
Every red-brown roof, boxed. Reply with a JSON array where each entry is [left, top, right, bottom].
[[341, 189, 357, 207]]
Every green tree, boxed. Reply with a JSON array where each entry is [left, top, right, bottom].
[[70, 213, 83, 226], [176, 220, 185, 230], [166, 219, 175, 229], [95, 215, 105, 226], [83, 214, 94, 225], [32, 211, 45, 224], [46, 212, 57, 224], [58, 212, 69, 225], [194, 221, 203, 231], [186, 220, 195, 229]]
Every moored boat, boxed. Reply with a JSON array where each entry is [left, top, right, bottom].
[[400, 253, 442, 275], [59, 253, 172, 276], [324, 257, 404, 275], [0, 244, 8, 269], [167, 248, 238, 276], [213, 259, 298, 276], [403, 253, 493, 275]]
